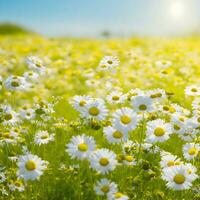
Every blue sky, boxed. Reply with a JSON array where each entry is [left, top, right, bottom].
[[0, 0, 200, 37]]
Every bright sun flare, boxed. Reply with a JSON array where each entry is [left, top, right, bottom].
[[169, 1, 186, 18]]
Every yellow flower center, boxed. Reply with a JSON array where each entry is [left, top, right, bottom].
[[120, 115, 131, 124], [163, 105, 169, 111], [154, 127, 165, 136], [167, 161, 175, 167], [4, 114, 13, 121], [89, 107, 99, 116], [112, 96, 120, 101], [78, 143, 88, 151], [41, 135, 48, 139], [25, 160, 37, 171], [99, 157, 109, 166], [79, 100, 86, 107], [115, 192, 123, 198], [191, 88, 197, 92], [124, 155, 134, 162], [169, 107, 176, 113], [15, 181, 22, 187], [173, 174, 185, 184], [101, 185, 110, 193], [113, 131, 123, 139], [188, 147, 197, 155], [139, 104, 147, 111], [107, 60, 113, 64], [11, 81, 20, 87]]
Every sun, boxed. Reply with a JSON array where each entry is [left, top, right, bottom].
[[169, 1, 186, 19]]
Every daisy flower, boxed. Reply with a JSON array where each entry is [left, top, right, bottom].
[[192, 98, 200, 110], [103, 126, 129, 144], [81, 99, 108, 121], [34, 130, 55, 145], [26, 56, 46, 74], [185, 85, 200, 96], [66, 134, 96, 160], [155, 60, 172, 68], [4, 75, 31, 91], [113, 107, 138, 132], [99, 56, 120, 70], [0, 131, 20, 144], [183, 143, 199, 160], [131, 95, 154, 112], [20, 107, 35, 120], [23, 71, 39, 82], [146, 119, 172, 143], [17, 153, 48, 181], [106, 91, 127, 104], [147, 89, 166, 102], [108, 192, 129, 200], [162, 165, 197, 190], [94, 178, 118, 197], [70, 95, 92, 112], [160, 154, 182, 168], [89, 148, 117, 174], [122, 155, 136, 166], [8, 179, 25, 192]]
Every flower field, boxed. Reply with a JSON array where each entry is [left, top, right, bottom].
[[0, 35, 199, 200]]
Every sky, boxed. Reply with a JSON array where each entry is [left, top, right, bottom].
[[0, 0, 200, 37]]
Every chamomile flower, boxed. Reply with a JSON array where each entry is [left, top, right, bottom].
[[23, 71, 39, 82], [147, 89, 166, 102], [2, 109, 19, 126], [103, 126, 129, 144], [155, 60, 172, 68], [122, 155, 136, 166], [192, 98, 200, 110], [20, 107, 35, 120], [17, 154, 48, 181], [162, 165, 197, 190], [0, 131, 20, 144], [131, 95, 154, 112], [26, 56, 46, 74], [108, 192, 129, 200], [94, 178, 118, 197], [34, 130, 55, 145], [160, 154, 182, 168], [146, 119, 172, 143], [66, 134, 96, 160], [89, 148, 117, 174], [183, 143, 199, 160], [99, 56, 120, 70], [8, 179, 25, 192], [106, 91, 127, 104], [70, 95, 92, 112], [185, 85, 200, 96], [184, 163, 198, 180], [113, 107, 138, 132], [4, 75, 30, 91], [81, 99, 108, 121]]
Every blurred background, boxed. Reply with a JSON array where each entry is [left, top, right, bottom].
[[0, 0, 200, 37]]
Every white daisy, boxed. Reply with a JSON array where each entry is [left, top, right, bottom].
[[103, 126, 129, 144], [34, 130, 55, 145], [23, 71, 39, 82], [146, 119, 172, 143], [20, 107, 35, 120], [127, 88, 144, 101], [108, 192, 129, 200], [17, 153, 48, 181], [131, 95, 154, 112], [113, 107, 138, 132], [185, 85, 200, 96], [160, 154, 182, 168], [99, 56, 120, 70], [89, 148, 117, 174], [81, 99, 108, 121], [4, 75, 31, 91], [8, 180, 25, 192], [106, 91, 127, 104], [70, 95, 92, 112], [26, 56, 46, 74], [155, 60, 172, 68], [183, 143, 199, 160], [147, 89, 166, 102], [94, 178, 118, 197], [66, 134, 96, 160], [162, 165, 197, 190]]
